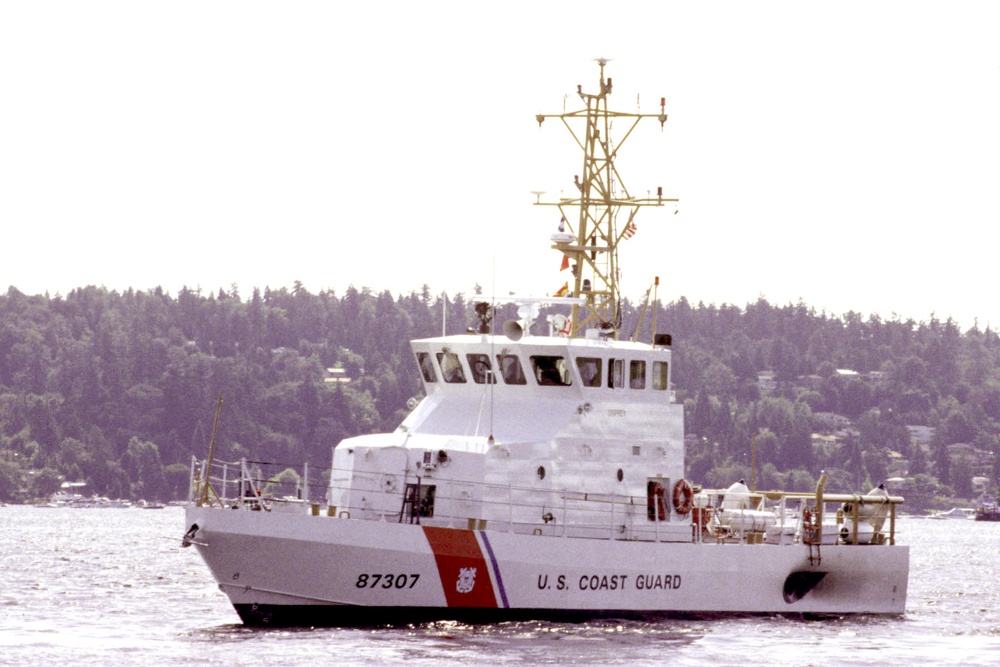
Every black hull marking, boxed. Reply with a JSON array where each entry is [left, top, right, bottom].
[[233, 603, 881, 628], [782, 571, 828, 604]]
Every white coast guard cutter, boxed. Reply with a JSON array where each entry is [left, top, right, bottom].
[[183, 60, 908, 626]]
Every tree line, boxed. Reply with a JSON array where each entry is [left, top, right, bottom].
[[1, 283, 998, 510]]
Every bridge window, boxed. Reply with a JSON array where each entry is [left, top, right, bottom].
[[652, 361, 669, 391], [608, 358, 625, 388], [496, 354, 527, 385], [531, 356, 572, 386], [437, 351, 466, 383], [576, 357, 602, 387], [416, 352, 437, 382], [630, 360, 646, 389], [466, 353, 495, 384]]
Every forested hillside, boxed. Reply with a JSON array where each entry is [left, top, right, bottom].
[[2, 283, 998, 510]]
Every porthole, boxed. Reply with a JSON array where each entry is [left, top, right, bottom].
[[616, 468, 624, 482], [537, 466, 546, 480]]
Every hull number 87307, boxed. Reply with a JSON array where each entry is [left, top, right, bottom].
[[355, 573, 421, 589]]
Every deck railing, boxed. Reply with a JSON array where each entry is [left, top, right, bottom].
[[189, 456, 904, 546]]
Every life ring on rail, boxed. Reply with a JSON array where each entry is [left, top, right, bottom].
[[672, 478, 693, 515]]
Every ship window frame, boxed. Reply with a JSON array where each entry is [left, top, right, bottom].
[[652, 361, 669, 391], [466, 353, 496, 384], [608, 358, 625, 388], [576, 357, 602, 387], [436, 351, 466, 384], [496, 354, 527, 385], [531, 355, 572, 386], [416, 352, 437, 382], [630, 360, 646, 389]]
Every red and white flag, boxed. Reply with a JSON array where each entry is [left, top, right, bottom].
[[622, 210, 638, 240]]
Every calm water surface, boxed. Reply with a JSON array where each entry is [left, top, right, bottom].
[[2, 505, 997, 666]]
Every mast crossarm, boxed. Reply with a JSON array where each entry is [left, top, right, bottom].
[[534, 60, 676, 337]]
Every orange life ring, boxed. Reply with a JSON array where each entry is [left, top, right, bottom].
[[672, 478, 693, 515]]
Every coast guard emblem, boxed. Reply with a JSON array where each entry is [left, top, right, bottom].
[[456, 567, 477, 593]]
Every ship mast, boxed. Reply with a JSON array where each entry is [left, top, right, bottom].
[[535, 59, 675, 338]]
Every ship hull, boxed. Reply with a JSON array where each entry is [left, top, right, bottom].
[[185, 504, 909, 626]]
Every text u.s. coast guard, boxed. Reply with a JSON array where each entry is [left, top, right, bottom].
[[537, 573, 682, 592]]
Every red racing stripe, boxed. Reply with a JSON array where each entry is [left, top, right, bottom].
[[422, 526, 498, 608]]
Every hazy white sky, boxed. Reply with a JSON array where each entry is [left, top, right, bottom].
[[3, 2, 999, 328]]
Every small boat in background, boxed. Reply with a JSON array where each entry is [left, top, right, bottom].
[[929, 507, 974, 520], [974, 499, 1000, 522]]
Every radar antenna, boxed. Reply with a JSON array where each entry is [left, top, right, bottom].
[[535, 59, 676, 338]]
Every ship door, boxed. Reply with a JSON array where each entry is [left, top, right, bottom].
[[401, 482, 436, 524], [647, 479, 669, 521]]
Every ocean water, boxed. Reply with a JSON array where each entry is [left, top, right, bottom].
[[2, 505, 997, 666]]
